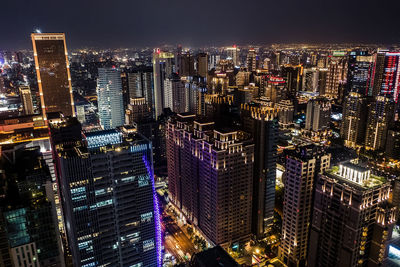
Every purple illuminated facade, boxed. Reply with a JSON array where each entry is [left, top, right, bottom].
[[143, 154, 162, 267]]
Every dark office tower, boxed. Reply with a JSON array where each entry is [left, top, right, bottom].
[[305, 97, 331, 132], [125, 97, 152, 125], [178, 52, 195, 76], [341, 92, 368, 148], [317, 68, 328, 94], [19, 86, 34, 115], [97, 68, 124, 129], [196, 53, 208, 78], [308, 161, 396, 267], [241, 104, 278, 239], [347, 51, 374, 96], [127, 67, 154, 111], [0, 146, 63, 267], [166, 114, 254, 245], [247, 48, 257, 72], [31, 33, 75, 119], [164, 73, 188, 114], [277, 99, 294, 127], [324, 56, 347, 100], [365, 96, 395, 150], [153, 49, 174, 119], [52, 120, 161, 267], [385, 122, 400, 159], [281, 65, 303, 98], [278, 145, 331, 267], [369, 52, 400, 103]]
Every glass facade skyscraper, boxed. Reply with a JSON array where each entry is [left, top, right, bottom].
[[31, 33, 75, 119], [51, 119, 161, 267], [97, 68, 125, 129]]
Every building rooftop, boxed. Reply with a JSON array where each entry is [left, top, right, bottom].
[[325, 161, 387, 190]]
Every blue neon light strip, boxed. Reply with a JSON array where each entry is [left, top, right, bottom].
[[142, 154, 162, 267]]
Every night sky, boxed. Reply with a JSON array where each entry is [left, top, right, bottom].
[[2, 0, 400, 49]]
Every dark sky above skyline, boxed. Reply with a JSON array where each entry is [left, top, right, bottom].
[[2, 0, 400, 50]]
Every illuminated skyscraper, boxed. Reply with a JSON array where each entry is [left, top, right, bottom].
[[152, 49, 174, 119], [246, 48, 257, 72], [302, 68, 319, 92], [226, 45, 239, 66], [365, 96, 395, 150], [369, 51, 400, 103], [341, 92, 368, 148], [308, 161, 395, 266], [31, 33, 75, 119], [51, 119, 161, 267], [278, 145, 330, 267], [163, 73, 188, 114], [97, 68, 124, 129], [19, 86, 34, 115], [324, 55, 347, 100], [305, 97, 331, 132], [276, 99, 294, 127], [166, 114, 254, 245], [347, 51, 374, 96]]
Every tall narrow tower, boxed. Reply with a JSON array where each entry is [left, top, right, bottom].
[[31, 33, 75, 119]]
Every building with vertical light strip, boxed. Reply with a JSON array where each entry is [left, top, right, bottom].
[[51, 118, 161, 267], [369, 52, 400, 103], [31, 33, 75, 119]]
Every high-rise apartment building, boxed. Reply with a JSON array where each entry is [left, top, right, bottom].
[[277, 99, 294, 127], [324, 56, 347, 100], [308, 161, 396, 266], [125, 97, 152, 125], [305, 97, 331, 132], [166, 114, 254, 245], [186, 76, 207, 116], [164, 73, 188, 114], [31, 33, 75, 119], [19, 86, 34, 115], [226, 46, 240, 66], [302, 68, 319, 92], [51, 119, 161, 267], [341, 92, 368, 148], [241, 104, 278, 238], [365, 96, 395, 150], [278, 145, 331, 267], [153, 49, 174, 119], [246, 48, 257, 72], [347, 51, 374, 96], [196, 53, 208, 78], [97, 67, 124, 129]]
